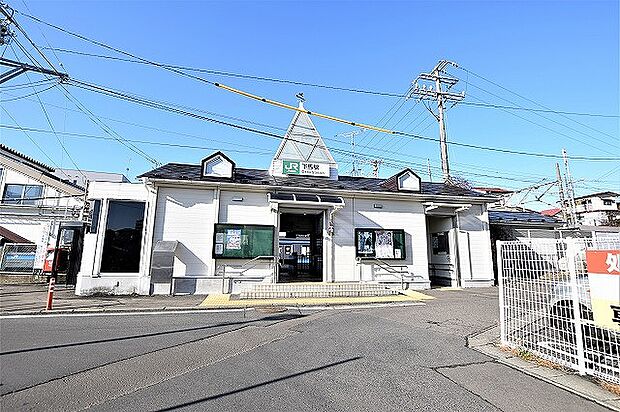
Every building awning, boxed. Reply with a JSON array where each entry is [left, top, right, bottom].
[[424, 202, 471, 216], [269, 192, 345, 206]]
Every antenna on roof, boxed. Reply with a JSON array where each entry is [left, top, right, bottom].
[[295, 92, 305, 105]]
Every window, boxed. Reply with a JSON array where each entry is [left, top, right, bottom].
[[2, 184, 43, 205], [90, 199, 102, 234], [431, 232, 449, 255], [100, 201, 145, 273], [603, 200, 613, 206]]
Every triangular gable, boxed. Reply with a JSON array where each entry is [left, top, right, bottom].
[[273, 104, 336, 164]]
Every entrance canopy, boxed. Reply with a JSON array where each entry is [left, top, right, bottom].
[[424, 202, 471, 216], [269, 192, 345, 206]]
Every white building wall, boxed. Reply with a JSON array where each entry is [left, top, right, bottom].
[[75, 182, 150, 295], [331, 197, 430, 289], [217, 190, 276, 292], [153, 187, 215, 277], [458, 205, 494, 287]]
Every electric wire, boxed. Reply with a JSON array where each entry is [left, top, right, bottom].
[[9, 40, 87, 179], [68, 78, 620, 162]]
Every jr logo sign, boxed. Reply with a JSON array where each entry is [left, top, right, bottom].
[[282, 160, 300, 175]]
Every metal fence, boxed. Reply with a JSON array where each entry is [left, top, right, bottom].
[[0, 243, 37, 273], [498, 236, 620, 384]]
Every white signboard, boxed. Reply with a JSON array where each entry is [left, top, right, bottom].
[[282, 160, 330, 177]]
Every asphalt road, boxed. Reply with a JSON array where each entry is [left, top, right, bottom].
[[0, 288, 610, 411]]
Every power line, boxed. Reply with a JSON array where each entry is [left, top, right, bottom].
[[39, 47, 620, 119], [454, 66, 619, 146], [0, 124, 275, 156], [13, 5, 619, 161], [460, 101, 620, 118], [0, 81, 58, 101], [68, 78, 620, 162], [9, 40, 87, 178], [40, 47, 406, 98]]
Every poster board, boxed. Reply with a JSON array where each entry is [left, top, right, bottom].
[[586, 249, 620, 331], [355, 228, 406, 260], [213, 224, 275, 259]]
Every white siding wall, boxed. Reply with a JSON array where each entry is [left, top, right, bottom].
[[458, 205, 494, 287], [332, 197, 430, 288], [153, 187, 216, 277], [217, 190, 275, 291]]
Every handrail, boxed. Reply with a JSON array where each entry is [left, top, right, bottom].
[[358, 258, 409, 289]]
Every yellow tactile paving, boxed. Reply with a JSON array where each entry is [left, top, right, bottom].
[[199, 290, 434, 308]]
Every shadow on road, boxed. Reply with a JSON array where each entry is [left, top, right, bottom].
[[0, 313, 303, 356], [157, 356, 363, 411]]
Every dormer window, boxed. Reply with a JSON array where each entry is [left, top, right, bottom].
[[200, 151, 235, 179], [397, 169, 421, 192]]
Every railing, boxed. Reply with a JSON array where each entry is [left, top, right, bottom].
[[498, 237, 620, 384], [360, 258, 411, 289], [169, 256, 275, 295]]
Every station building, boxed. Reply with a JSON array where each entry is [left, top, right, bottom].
[[75, 104, 497, 296]]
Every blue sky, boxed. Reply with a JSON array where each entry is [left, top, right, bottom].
[[1, 0, 618, 208]]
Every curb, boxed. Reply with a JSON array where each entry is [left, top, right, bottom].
[[0, 300, 426, 318], [467, 326, 620, 412]]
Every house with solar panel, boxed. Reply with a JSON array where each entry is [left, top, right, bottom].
[[75, 102, 497, 296]]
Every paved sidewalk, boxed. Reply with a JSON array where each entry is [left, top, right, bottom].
[[468, 325, 620, 411], [0, 284, 433, 315], [0, 284, 205, 315]]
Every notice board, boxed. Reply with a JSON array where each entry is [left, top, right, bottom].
[[355, 228, 406, 260], [213, 224, 275, 259]]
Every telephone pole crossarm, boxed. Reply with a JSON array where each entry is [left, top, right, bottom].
[[0, 57, 68, 84]]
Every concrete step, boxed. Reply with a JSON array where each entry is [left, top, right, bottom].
[[238, 282, 402, 299]]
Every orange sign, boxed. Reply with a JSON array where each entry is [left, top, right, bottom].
[[585, 250, 620, 275], [586, 249, 620, 331]]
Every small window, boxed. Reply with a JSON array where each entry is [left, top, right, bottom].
[[90, 199, 102, 233], [100, 201, 145, 273], [603, 199, 613, 206], [432, 232, 449, 255], [2, 184, 43, 205]]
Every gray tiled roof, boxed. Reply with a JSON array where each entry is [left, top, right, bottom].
[[139, 163, 490, 198], [489, 210, 561, 225]]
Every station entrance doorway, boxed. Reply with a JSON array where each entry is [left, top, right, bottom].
[[278, 211, 323, 282]]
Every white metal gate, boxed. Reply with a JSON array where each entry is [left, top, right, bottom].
[[498, 237, 620, 384]]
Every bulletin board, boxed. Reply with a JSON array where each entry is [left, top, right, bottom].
[[355, 228, 406, 260], [213, 224, 275, 259]]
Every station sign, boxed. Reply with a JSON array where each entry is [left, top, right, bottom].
[[586, 249, 620, 331], [282, 160, 329, 177]]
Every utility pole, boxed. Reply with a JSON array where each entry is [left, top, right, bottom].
[[0, 5, 68, 84], [426, 158, 432, 182], [370, 159, 382, 178], [336, 129, 363, 176], [555, 162, 568, 224], [562, 149, 578, 226], [410, 60, 465, 182]]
